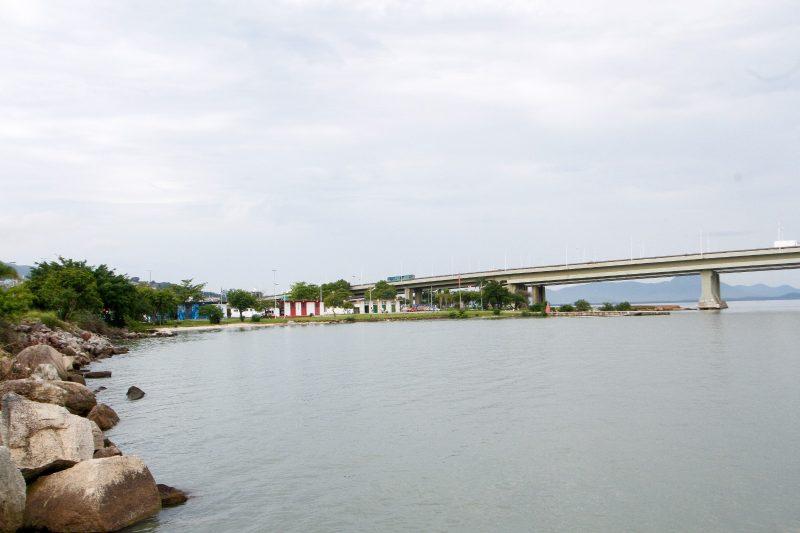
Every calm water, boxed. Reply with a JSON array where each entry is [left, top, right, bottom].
[[95, 301, 800, 532]]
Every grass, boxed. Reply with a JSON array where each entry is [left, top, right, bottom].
[[139, 309, 543, 329]]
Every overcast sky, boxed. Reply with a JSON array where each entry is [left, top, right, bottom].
[[1, 1, 798, 292]]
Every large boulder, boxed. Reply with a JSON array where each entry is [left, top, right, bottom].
[[24, 455, 161, 532], [0, 393, 94, 480], [89, 421, 104, 451], [0, 446, 25, 532], [12, 345, 69, 380], [87, 404, 119, 431], [157, 484, 188, 507], [0, 349, 14, 381], [31, 363, 59, 381], [0, 378, 96, 416]]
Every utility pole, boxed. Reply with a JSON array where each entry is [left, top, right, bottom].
[[272, 269, 277, 316]]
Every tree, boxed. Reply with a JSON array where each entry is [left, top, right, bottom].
[[137, 286, 178, 324], [574, 299, 592, 312], [36, 264, 103, 320], [227, 289, 258, 321], [0, 284, 32, 319], [320, 279, 352, 316], [0, 262, 18, 280], [559, 303, 575, 312], [288, 282, 320, 301], [93, 264, 138, 326], [370, 280, 396, 301], [615, 301, 632, 311], [600, 302, 615, 311], [481, 280, 510, 309], [172, 279, 205, 305], [200, 304, 223, 324]]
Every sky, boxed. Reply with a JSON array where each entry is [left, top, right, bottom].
[[1, 0, 799, 293]]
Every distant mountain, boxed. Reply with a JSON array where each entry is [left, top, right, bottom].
[[2, 263, 33, 279], [547, 275, 800, 304]]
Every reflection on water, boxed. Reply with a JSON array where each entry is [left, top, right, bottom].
[[96, 301, 800, 532]]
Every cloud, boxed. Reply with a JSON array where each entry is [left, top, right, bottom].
[[1, 0, 799, 289]]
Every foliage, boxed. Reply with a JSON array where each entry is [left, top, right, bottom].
[[93, 264, 138, 326], [0, 284, 33, 319], [481, 280, 511, 309], [173, 279, 205, 305], [321, 279, 352, 316], [615, 301, 632, 311], [559, 304, 575, 312], [251, 314, 262, 322], [369, 280, 396, 301], [0, 262, 18, 280], [200, 304, 223, 324], [529, 302, 547, 313], [492, 308, 501, 316], [227, 289, 258, 321], [574, 299, 592, 312], [37, 262, 103, 320], [288, 282, 320, 301], [600, 302, 616, 311], [73, 310, 111, 335], [521, 309, 531, 317]]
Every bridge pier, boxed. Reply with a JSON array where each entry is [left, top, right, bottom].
[[698, 270, 728, 310], [506, 283, 526, 298], [532, 285, 546, 305]]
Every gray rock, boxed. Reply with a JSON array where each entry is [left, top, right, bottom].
[[0, 446, 25, 532], [0, 378, 96, 416], [85, 370, 111, 378], [12, 345, 69, 380], [0, 393, 94, 480], [31, 363, 59, 381], [126, 386, 145, 401], [24, 456, 161, 532], [87, 403, 119, 431]]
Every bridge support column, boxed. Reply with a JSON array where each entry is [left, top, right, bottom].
[[698, 270, 727, 310], [404, 288, 412, 307], [532, 285, 546, 305], [412, 289, 421, 306], [506, 283, 527, 304]]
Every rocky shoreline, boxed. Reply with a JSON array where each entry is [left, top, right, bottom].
[[0, 321, 184, 532]]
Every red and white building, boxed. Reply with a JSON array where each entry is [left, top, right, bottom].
[[282, 300, 324, 317]]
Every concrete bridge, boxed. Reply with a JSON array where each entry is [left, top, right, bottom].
[[351, 246, 800, 310]]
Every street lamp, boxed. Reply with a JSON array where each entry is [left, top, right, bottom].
[[272, 269, 277, 317]]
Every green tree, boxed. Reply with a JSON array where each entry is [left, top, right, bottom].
[[481, 280, 510, 309], [93, 264, 138, 326], [0, 262, 18, 280], [370, 280, 396, 301], [599, 302, 615, 311], [39, 265, 103, 320], [559, 303, 575, 312], [227, 289, 258, 321], [0, 284, 32, 319], [323, 288, 353, 316], [200, 304, 223, 324], [615, 301, 632, 311], [136, 286, 178, 324], [288, 282, 320, 301], [574, 299, 592, 312], [172, 279, 205, 305]]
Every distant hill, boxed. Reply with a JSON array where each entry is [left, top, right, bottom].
[[1, 263, 33, 279], [548, 276, 800, 304]]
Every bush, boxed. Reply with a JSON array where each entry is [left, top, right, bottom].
[[200, 305, 223, 325], [251, 314, 262, 322], [521, 310, 531, 317], [615, 301, 632, 311], [574, 299, 592, 312], [73, 310, 110, 334], [529, 303, 546, 313], [492, 308, 501, 316], [600, 302, 615, 311], [344, 315, 356, 323], [559, 304, 575, 312], [0, 284, 32, 320]]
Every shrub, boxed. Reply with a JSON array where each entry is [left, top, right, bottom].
[[559, 304, 575, 312], [251, 314, 262, 322], [529, 303, 545, 313], [521, 310, 531, 317], [492, 308, 501, 316], [73, 310, 110, 334], [600, 302, 615, 311], [344, 315, 356, 323], [615, 301, 632, 311], [574, 299, 592, 312], [200, 305, 223, 324], [0, 284, 32, 320], [448, 310, 458, 318]]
